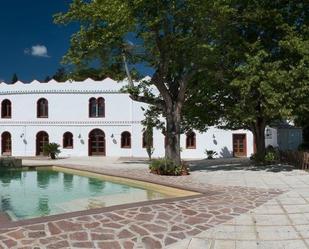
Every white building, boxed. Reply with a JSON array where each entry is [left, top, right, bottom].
[[0, 78, 259, 159]]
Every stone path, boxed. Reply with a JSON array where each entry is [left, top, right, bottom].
[[1, 157, 307, 248]]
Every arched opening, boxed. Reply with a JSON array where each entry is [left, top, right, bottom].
[[37, 98, 48, 118], [1, 99, 12, 118], [121, 131, 131, 148], [97, 97, 105, 117], [1, 132, 11, 156], [36, 131, 49, 156], [89, 97, 105, 118], [63, 132, 73, 149], [88, 129, 105, 156], [89, 98, 97, 117], [186, 131, 196, 149]]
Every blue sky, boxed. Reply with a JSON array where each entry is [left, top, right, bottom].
[[0, 0, 77, 83], [0, 1, 153, 83]]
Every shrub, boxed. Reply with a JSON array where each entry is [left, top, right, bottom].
[[205, 150, 217, 159], [265, 151, 276, 163], [250, 145, 279, 165], [149, 158, 189, 176], [298, 142, 309, 151], [43, 143, 61, 160]]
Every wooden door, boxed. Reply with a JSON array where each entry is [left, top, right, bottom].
[[89, 129, 105, 156], [36, 131, 49, 156], [2, 132, 11, 156], [233, 134, 247, 157]]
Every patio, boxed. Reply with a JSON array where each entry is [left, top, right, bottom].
[[0, 157, 308, 248]]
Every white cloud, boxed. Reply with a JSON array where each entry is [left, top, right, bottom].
[[24, 45, 50, 58]]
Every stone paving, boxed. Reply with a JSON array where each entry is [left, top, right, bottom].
[[1, 157, 307, 248]]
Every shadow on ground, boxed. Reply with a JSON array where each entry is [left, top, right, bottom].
[[118, 157, 296, 173], [119, 158, 150, 164], [188, 158, 296, 173]]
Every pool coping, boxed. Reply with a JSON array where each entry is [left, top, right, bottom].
[[0, 165, 220, 230]]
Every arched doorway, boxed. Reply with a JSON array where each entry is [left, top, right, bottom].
[[36, 131, 49, 156], [88, 129, 105, 156], [2, 132, 12, 156]]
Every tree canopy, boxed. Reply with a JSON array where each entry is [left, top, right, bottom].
[[183, 1, 309, 159], [54, 0, 230, 165], [11, 73, 18, 84], [54, 0, 309, 163]]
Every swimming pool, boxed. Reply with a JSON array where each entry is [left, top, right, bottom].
[[0, 167, 195, 221]]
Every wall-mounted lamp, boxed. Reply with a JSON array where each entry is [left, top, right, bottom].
[[20, 133, 24, 138], [78, 134, 82, 139], [111, 134, 114, 138]]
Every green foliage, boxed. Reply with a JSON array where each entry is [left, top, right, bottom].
[[205, 150, 217, 160], [53, 67, 68, 82], [298, 142, 309, 151], [211, 1, 308, 159], [264, 152, 277, 164], [149, 158, 189, 176], [251, 145, 280, 164], [234, 2, 307, 122], [43, 143, 61, 160], [44, 76, 51, 82], [54, 0, 233, 165], [54, 0, 309, 164], [11, 73, 18, 84], [143, 119, 154, 160]]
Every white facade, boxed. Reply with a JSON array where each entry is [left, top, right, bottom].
[[0, 78, 256, 159]]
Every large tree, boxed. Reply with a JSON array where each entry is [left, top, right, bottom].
[[226, 1, 309, 159], [54, 0, 229, 165], [185, 1, 309, 160]]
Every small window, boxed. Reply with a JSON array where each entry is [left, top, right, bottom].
[[63, 132, 73, 149], [186, 131, 196, 149], [89, 97, 105, 118], [89, 98, 97, 117], [97, 97, 105, 117], [1, 99, 11, 118], [142, 131, 153, 148], [37, 98, 48, 118], [121, 131, 131, 148]]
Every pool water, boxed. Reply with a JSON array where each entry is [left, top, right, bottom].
[[0, 167, 175, 221]]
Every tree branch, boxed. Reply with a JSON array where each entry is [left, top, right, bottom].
[[129, 94, 165, 110], [177, 71, 195, 106]]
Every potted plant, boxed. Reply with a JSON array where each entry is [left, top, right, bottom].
[[205, 150, 217, 159], [43, 143, 61, 160]]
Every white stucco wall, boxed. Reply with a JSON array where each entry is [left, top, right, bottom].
[[0, 78, 255, 159]]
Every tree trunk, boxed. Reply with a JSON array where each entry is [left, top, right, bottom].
[[165, 106, 182, 165], [253, 118, 266, 161]]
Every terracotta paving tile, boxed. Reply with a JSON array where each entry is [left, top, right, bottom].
[[46, 240, 70, 249], [97, 241, 122, 249]]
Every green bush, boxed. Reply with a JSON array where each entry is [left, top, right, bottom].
[[43, 143, 61, 160], [250, 145, 279, 165], [149, 158, 189, 176], [298, 142, 309, 151], [265, 151, 276, 163]]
